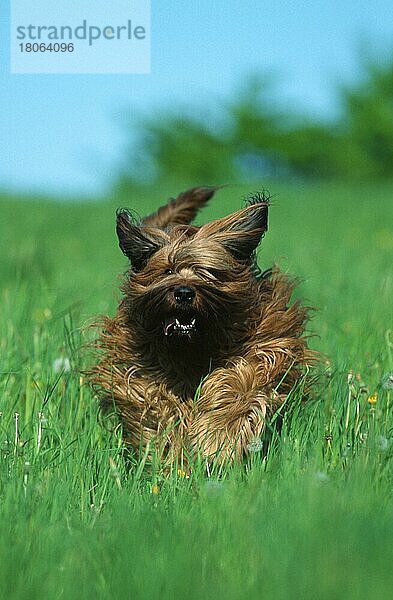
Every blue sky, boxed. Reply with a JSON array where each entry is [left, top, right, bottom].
[[1, 0, 392, 197]]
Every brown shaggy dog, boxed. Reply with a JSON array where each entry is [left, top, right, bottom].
[[88, 187, 314, 464]]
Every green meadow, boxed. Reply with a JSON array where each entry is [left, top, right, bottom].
[[0, 182, 392, 599]]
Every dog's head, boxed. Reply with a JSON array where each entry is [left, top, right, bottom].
[[116, 197, 268, 344]]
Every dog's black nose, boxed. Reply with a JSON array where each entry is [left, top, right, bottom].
[[174, 286, 195, 304]]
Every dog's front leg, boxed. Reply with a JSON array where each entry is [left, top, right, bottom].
[[111, 373, 192, 461], [189, 358, 279, 461]]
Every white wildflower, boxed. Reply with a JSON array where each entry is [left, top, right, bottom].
[[247, 437, 264, 453], [382, 373, 393, 390], [203, 480, 225, 495], [314, 471, 330, 484], [377, 436, 389, 451], [53, 357, 71, 373]]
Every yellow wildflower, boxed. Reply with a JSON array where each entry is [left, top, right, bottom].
[[367, 393, 378, 405], [151, 484, 160, 495]]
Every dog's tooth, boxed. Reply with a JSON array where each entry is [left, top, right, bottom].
[[191, 318, 196, 326], [175, 318, 180, 326]]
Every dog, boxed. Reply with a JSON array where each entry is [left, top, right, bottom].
[[88, 187, 314, 464]]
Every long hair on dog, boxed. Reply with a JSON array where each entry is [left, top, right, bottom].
[[88, 187, 315, 463]]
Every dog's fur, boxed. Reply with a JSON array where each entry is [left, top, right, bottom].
[[88, 187, 314, 463]]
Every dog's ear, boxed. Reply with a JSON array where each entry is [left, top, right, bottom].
[[196, 202, 268, 260], [116, 209, 164, 270], [142, 186, 219, 228]]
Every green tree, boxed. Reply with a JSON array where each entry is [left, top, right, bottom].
[[338, 55, 393, 178], [114, 53, 393, 188]]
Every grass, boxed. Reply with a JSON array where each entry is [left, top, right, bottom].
[[0, 181, 392, 599]]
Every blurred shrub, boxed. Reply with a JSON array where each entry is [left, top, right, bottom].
[[115, 54, 393, 190], [338, 56, 393, 178]]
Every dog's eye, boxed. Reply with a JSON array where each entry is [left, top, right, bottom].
[[164, 268, 174, 275], [198, 268, 220, 282]]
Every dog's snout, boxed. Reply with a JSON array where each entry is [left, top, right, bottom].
[[174, 286, 195, 304]]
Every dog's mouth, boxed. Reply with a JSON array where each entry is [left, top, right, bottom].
[[164, 315, 197, 337]]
